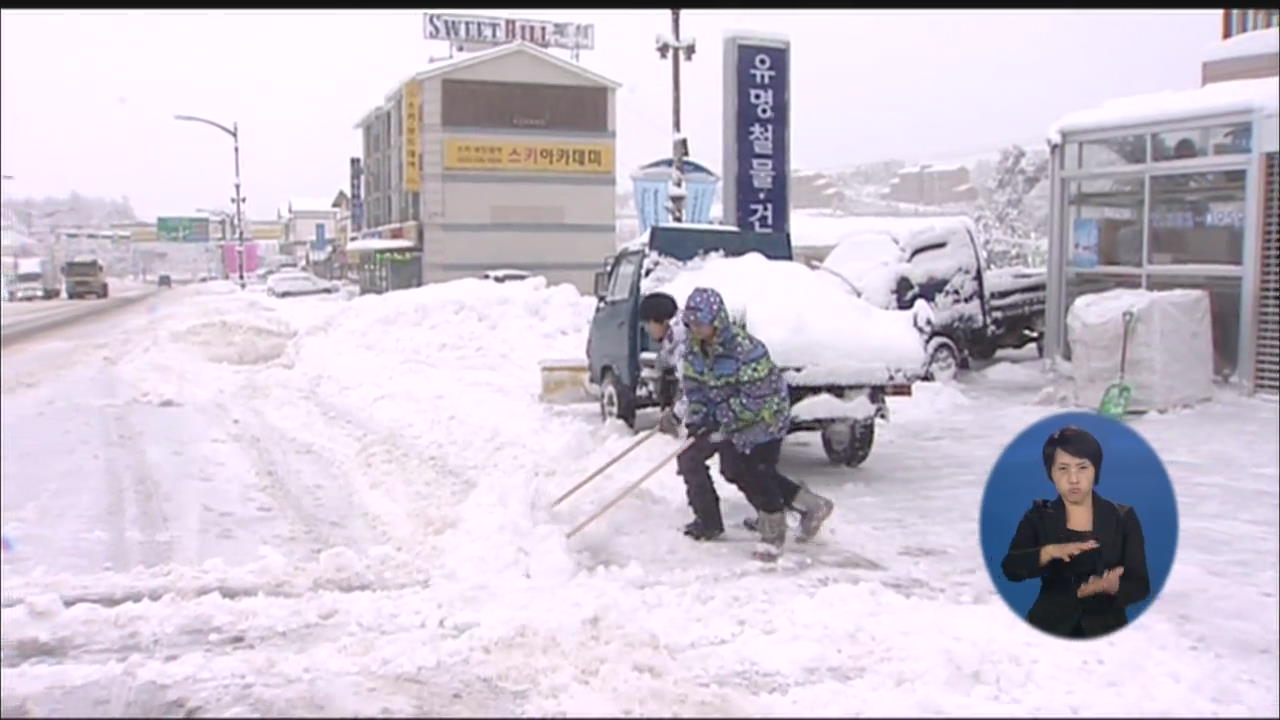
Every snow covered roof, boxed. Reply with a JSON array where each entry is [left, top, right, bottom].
[[1, 226, 38, 249], [355, 42, 621, 129], [288, 198, 338, 214], [790, 210, 974, 250], [897, 163, 964, 174], [1048, 77, 1280, 144], [1202, 27, 1279, 64], [634, 157, 719, 179], [723, 28, 790, 45]]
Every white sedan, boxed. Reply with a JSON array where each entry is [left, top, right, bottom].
[[265, 271, 340, 298]]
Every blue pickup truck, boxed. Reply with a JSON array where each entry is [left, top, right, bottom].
[[585, 224, 925, 469]]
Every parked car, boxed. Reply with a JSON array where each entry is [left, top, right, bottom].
[[820, 217, 1046, 381], [481, 268, 533, 283], [266, 271, 340, 298], [157, 273, 173, 288]]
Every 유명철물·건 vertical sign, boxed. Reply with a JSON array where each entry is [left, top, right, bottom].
[[723, 33, 789, 237]]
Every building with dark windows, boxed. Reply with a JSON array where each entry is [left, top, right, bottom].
[[1223, 8, 1279, 40], [353, 41, 620, 293], [1043, 28, 1279, 396]]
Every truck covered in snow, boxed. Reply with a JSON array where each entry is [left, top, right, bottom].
[[6, 255, 62, 301], [62, 256, 109, 299], [818, 217, 1046, 381], [586, 223, 930, 468]]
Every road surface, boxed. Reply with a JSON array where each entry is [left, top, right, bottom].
[[1, 279, 157, 345]]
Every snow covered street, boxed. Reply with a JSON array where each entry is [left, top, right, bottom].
[[1, 279, 1276, 717]]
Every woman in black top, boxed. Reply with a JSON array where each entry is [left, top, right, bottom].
[[1001, 426, 1151, 639]]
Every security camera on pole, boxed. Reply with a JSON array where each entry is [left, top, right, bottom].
[[656, 9, 695, 224]]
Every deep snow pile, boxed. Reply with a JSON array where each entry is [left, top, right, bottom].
[[642, 252, 928, 385], [263, 277, 628, 587]]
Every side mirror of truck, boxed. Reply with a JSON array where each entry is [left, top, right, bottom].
[[593, 271, 610, 298]]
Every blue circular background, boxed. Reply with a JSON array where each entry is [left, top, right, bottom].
[[979, 411, 1179, 633]]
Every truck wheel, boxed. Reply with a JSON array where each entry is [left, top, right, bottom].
[[101, 286, 109, 299], [821, 418, 876, 468], [599, 370, 637, 428], [925, 337, 961, 382]]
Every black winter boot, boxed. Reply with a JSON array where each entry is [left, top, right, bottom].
[[683, 518, 724, 541]]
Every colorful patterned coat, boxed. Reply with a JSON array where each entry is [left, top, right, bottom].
[[679, 287, 790, 452]]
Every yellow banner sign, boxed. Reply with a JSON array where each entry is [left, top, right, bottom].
[[444, 139, 614, 174], [403, 80, 423, 193]]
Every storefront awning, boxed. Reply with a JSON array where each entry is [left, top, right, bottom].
[[346, 239, 417, 253]]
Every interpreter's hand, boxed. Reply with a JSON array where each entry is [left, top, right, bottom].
[[657, 409, 681, 437], [1042, 539, 1099, 564], [1077, 567, 1124, 598]]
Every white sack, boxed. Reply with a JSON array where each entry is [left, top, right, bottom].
[[1067, 287, 1214, 412]]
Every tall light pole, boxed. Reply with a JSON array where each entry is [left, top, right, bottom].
[[656, 9, 695, 223], [175, 114, 247, 289]]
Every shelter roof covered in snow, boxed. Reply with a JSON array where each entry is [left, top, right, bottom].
[[1048, 77, 1280, 143]]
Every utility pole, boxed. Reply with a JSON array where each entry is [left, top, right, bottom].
[[655, 9, 695, 224]]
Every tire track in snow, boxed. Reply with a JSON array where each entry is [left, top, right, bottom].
[[217, 380, 392, 557], [97, 357, 174, 571]]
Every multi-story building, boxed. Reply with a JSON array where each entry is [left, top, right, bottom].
[[1204, 23, 1279, 86], [280, 197, 340, 257], [883, 164, 978, 206], [353, 41, 620, 293], [1223, 8, 1280, 39]]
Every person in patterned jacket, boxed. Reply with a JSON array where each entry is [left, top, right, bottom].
[[676, 286, 835, 561], [643, 291, 742, 542]]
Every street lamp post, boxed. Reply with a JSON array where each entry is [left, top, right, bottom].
[[175, 114, 247, 289]]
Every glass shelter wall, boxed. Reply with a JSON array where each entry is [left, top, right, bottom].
[[1057, 117, 1255, 379]]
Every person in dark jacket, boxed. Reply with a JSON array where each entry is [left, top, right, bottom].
[[677, 286, 835, 561], [1001, 426, 1151, 639]]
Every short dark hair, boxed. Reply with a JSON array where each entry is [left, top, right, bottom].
[[1042, 426, 1104, 485], [639, 292, 678, 323]]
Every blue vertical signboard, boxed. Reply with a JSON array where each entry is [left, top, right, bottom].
[[350, 157, 364, 233], [727, 37, 789, 237]]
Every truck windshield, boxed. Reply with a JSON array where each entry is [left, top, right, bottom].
[[16, 272, 42, 282], [648, 226, 793, 263], [65, 263, 99, 276]]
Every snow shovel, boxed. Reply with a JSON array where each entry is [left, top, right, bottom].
[[1098, 310, 1136, 420], [550, 427, 660, 509], [566, 435, 697, 539]]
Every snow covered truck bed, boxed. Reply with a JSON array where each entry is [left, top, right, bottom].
[[585, 224, 929, 468]]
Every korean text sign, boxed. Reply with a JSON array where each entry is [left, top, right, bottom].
[[403, 80, 423, 193], [443, 140, 614, 174], [734, 42, 788, 236]]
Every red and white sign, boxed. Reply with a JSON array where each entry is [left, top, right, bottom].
[[423, 13, 595, 52]]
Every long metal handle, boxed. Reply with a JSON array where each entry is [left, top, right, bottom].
[[550, 427, 660, 509], [1118, 310, 1135, 382], [566, 436, 696, 539]]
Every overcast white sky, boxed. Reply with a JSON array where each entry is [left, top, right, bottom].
[[1, 9, 1222, 220]]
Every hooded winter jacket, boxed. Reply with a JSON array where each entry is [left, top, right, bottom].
[[679, 287, 790, 452]]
